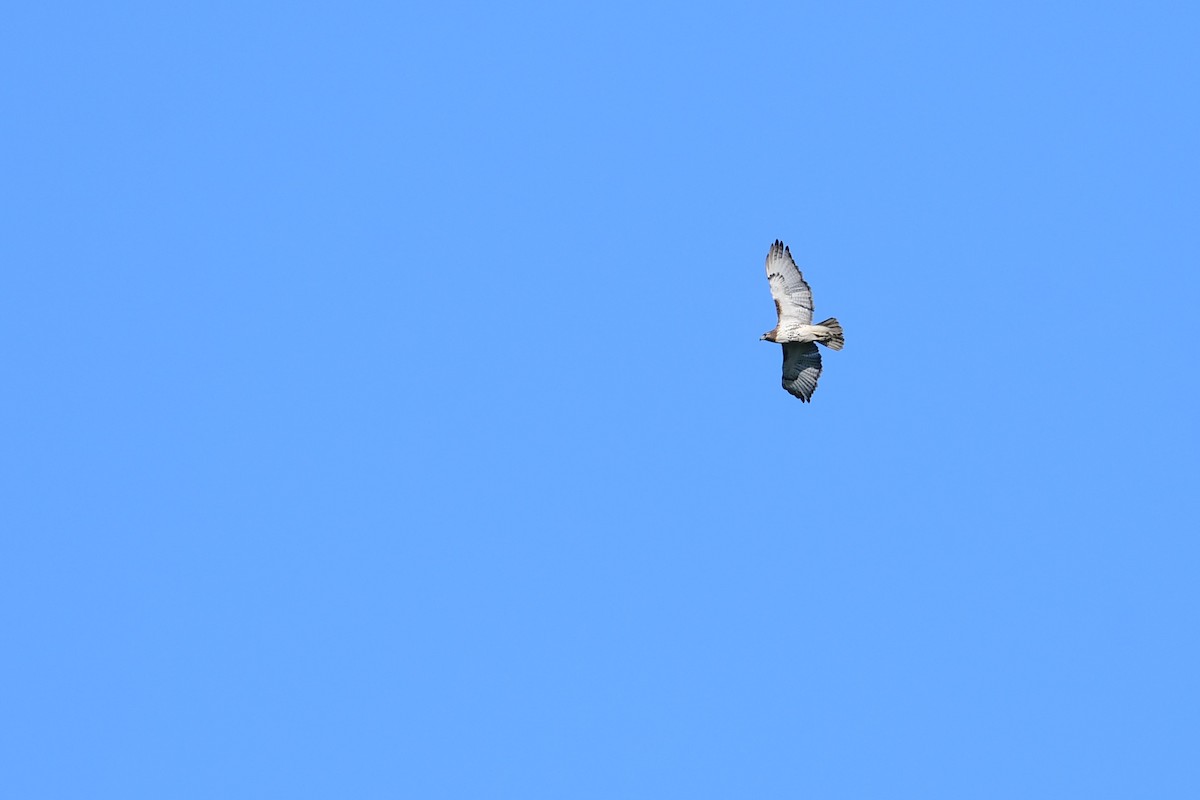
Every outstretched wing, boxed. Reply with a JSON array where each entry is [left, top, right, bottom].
[[781, 342, 823, 402], [765, 240, 813, 326]]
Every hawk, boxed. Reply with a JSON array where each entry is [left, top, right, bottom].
[[760, 240, 844, 402]]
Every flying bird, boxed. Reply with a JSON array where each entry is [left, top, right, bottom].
[[760, 240, 844, 402]]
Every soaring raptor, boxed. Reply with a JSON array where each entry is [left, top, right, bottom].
[[760, 240, 844, 402]]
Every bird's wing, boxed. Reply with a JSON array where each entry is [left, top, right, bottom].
[[765, 240, 814, 326], [781, 342, 823, 402]]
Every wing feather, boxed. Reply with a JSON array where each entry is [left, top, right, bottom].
[[765, 240, 814, 326], [781, 342, 823, 402]]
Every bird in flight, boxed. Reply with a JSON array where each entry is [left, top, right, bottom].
[[760, 240, 844, 402]]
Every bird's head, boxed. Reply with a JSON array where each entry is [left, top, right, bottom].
[[760, 331, 776, 342]]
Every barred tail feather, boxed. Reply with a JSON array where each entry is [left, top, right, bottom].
[[817, 317, 843, 350]]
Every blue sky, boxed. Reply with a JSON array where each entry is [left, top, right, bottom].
[[3, 2, 1198, 797]]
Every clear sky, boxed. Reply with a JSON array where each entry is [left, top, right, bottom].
[[3, 2, 1198, 797]]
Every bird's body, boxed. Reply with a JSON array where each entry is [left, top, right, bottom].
[[760, 240, 843, 402], [761, 320, 840, 345]]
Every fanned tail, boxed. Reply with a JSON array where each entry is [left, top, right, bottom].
[[817, 317, 843, 350]]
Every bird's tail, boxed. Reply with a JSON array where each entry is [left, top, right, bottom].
[[817, 317, 844, 350]]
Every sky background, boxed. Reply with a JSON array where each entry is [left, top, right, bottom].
[[3, 1, 1198, 797]]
